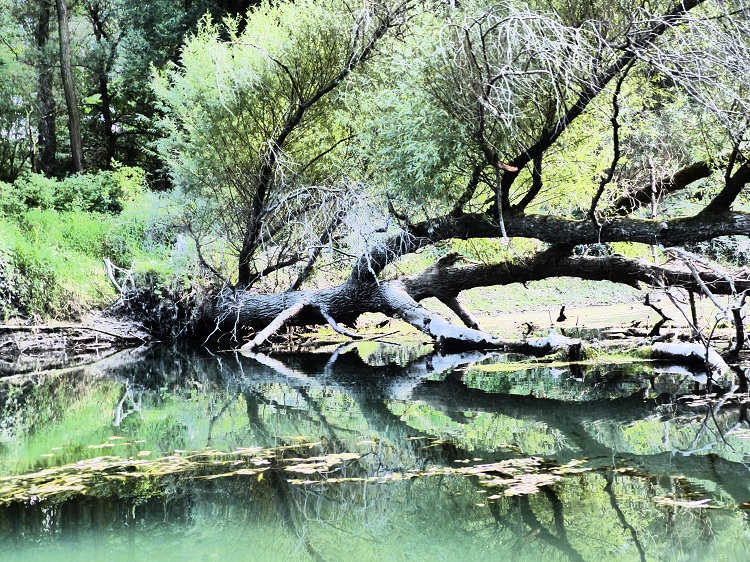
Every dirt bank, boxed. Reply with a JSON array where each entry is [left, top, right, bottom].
[[0, 315, 152, 375]]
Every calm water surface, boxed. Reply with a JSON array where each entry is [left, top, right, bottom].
[[1, 343, 749, 561]]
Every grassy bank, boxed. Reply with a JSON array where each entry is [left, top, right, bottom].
[[0, 168, 183, 320]]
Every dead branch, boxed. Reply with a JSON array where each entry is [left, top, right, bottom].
[[240, 299, 306, 351], [320, 309, 365, 339]]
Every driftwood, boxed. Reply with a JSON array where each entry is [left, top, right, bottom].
[[0, 322, 151, 376]]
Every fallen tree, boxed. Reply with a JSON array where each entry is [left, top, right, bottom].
[[124, 0, 750, 358]]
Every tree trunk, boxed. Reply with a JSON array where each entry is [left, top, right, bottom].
[[35, 1, 57, 177], [190, 244, 750, 352], [89, 4, 117, 168], [56, 0, 84, 173]]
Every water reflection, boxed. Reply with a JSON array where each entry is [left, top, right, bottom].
[[0, 343, 749, 561]]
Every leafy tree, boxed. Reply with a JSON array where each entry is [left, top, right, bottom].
[[0, 0, 236, 179], [130, 0, 750, 351], [0, 0, 38, 182], [154, 0, 414, 288]]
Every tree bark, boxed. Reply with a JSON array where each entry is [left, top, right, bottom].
[[611, 160, 714, 216], [348, 211, 750, 285], [56, 0, 84, 173], [35, 1, 57, 177]]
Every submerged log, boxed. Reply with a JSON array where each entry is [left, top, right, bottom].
[[652, 342, 730, 375]]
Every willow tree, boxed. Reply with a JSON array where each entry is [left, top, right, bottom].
[[150, 0, 750, 349]]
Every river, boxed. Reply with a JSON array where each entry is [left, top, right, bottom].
[[0, 343, 748, 561]]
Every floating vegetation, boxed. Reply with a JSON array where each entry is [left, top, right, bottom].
[[0, 438, 595, 506]]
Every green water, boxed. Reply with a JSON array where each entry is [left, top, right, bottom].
[[1, 344, 750, 561]]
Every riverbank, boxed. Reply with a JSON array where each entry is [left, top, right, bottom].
[[0, 315, 151, 375]]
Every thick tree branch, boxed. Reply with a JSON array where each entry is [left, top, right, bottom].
[[320, 309, 365, 339], [451, 164, 483, 217], [515, 153, 543, 213], [611, 160, 715, 216], [240, 300, 306, 351], [401, 253, 750, 301], [351, 210, 750, 284], [700, 161, 750, 216], [379, 283, 509, 349], [443, 296, 484, 331]]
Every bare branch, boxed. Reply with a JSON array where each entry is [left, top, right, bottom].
[[288, 210, 345, 291], [320, 309, 365, 339], [240, 300, 306, 351]]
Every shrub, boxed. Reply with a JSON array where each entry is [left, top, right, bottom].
[[0, 165, 146, 216], [0, 170, 199, 320]]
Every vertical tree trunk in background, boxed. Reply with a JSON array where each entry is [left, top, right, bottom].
[[56, 0, 84, 173], [89, 6, 117, 168], [98, 71, 116, 167], [35, 2, 57, 177]]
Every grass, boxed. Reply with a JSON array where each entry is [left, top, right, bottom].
[[461, 278, 642, 315], [0, 188, 184, 321]]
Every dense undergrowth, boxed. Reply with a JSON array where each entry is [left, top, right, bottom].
[[0, 167, 191, 320]]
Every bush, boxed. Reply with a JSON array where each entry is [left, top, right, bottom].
[[0, 166, 208, 320], [0, 165, 145, 216]]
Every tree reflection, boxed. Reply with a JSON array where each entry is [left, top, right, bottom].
[[1, 343, 750, 560]]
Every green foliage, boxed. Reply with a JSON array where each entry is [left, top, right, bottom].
[[153, 1, 357, 197], [0, 169, 187, 319], [0, 212, 115, 318], [152, 0, 412, 285], [684, 236, 750, 267], [0, 2, 36, 182], [1, 165, 144, 215], [344, 13, 473, 209]]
